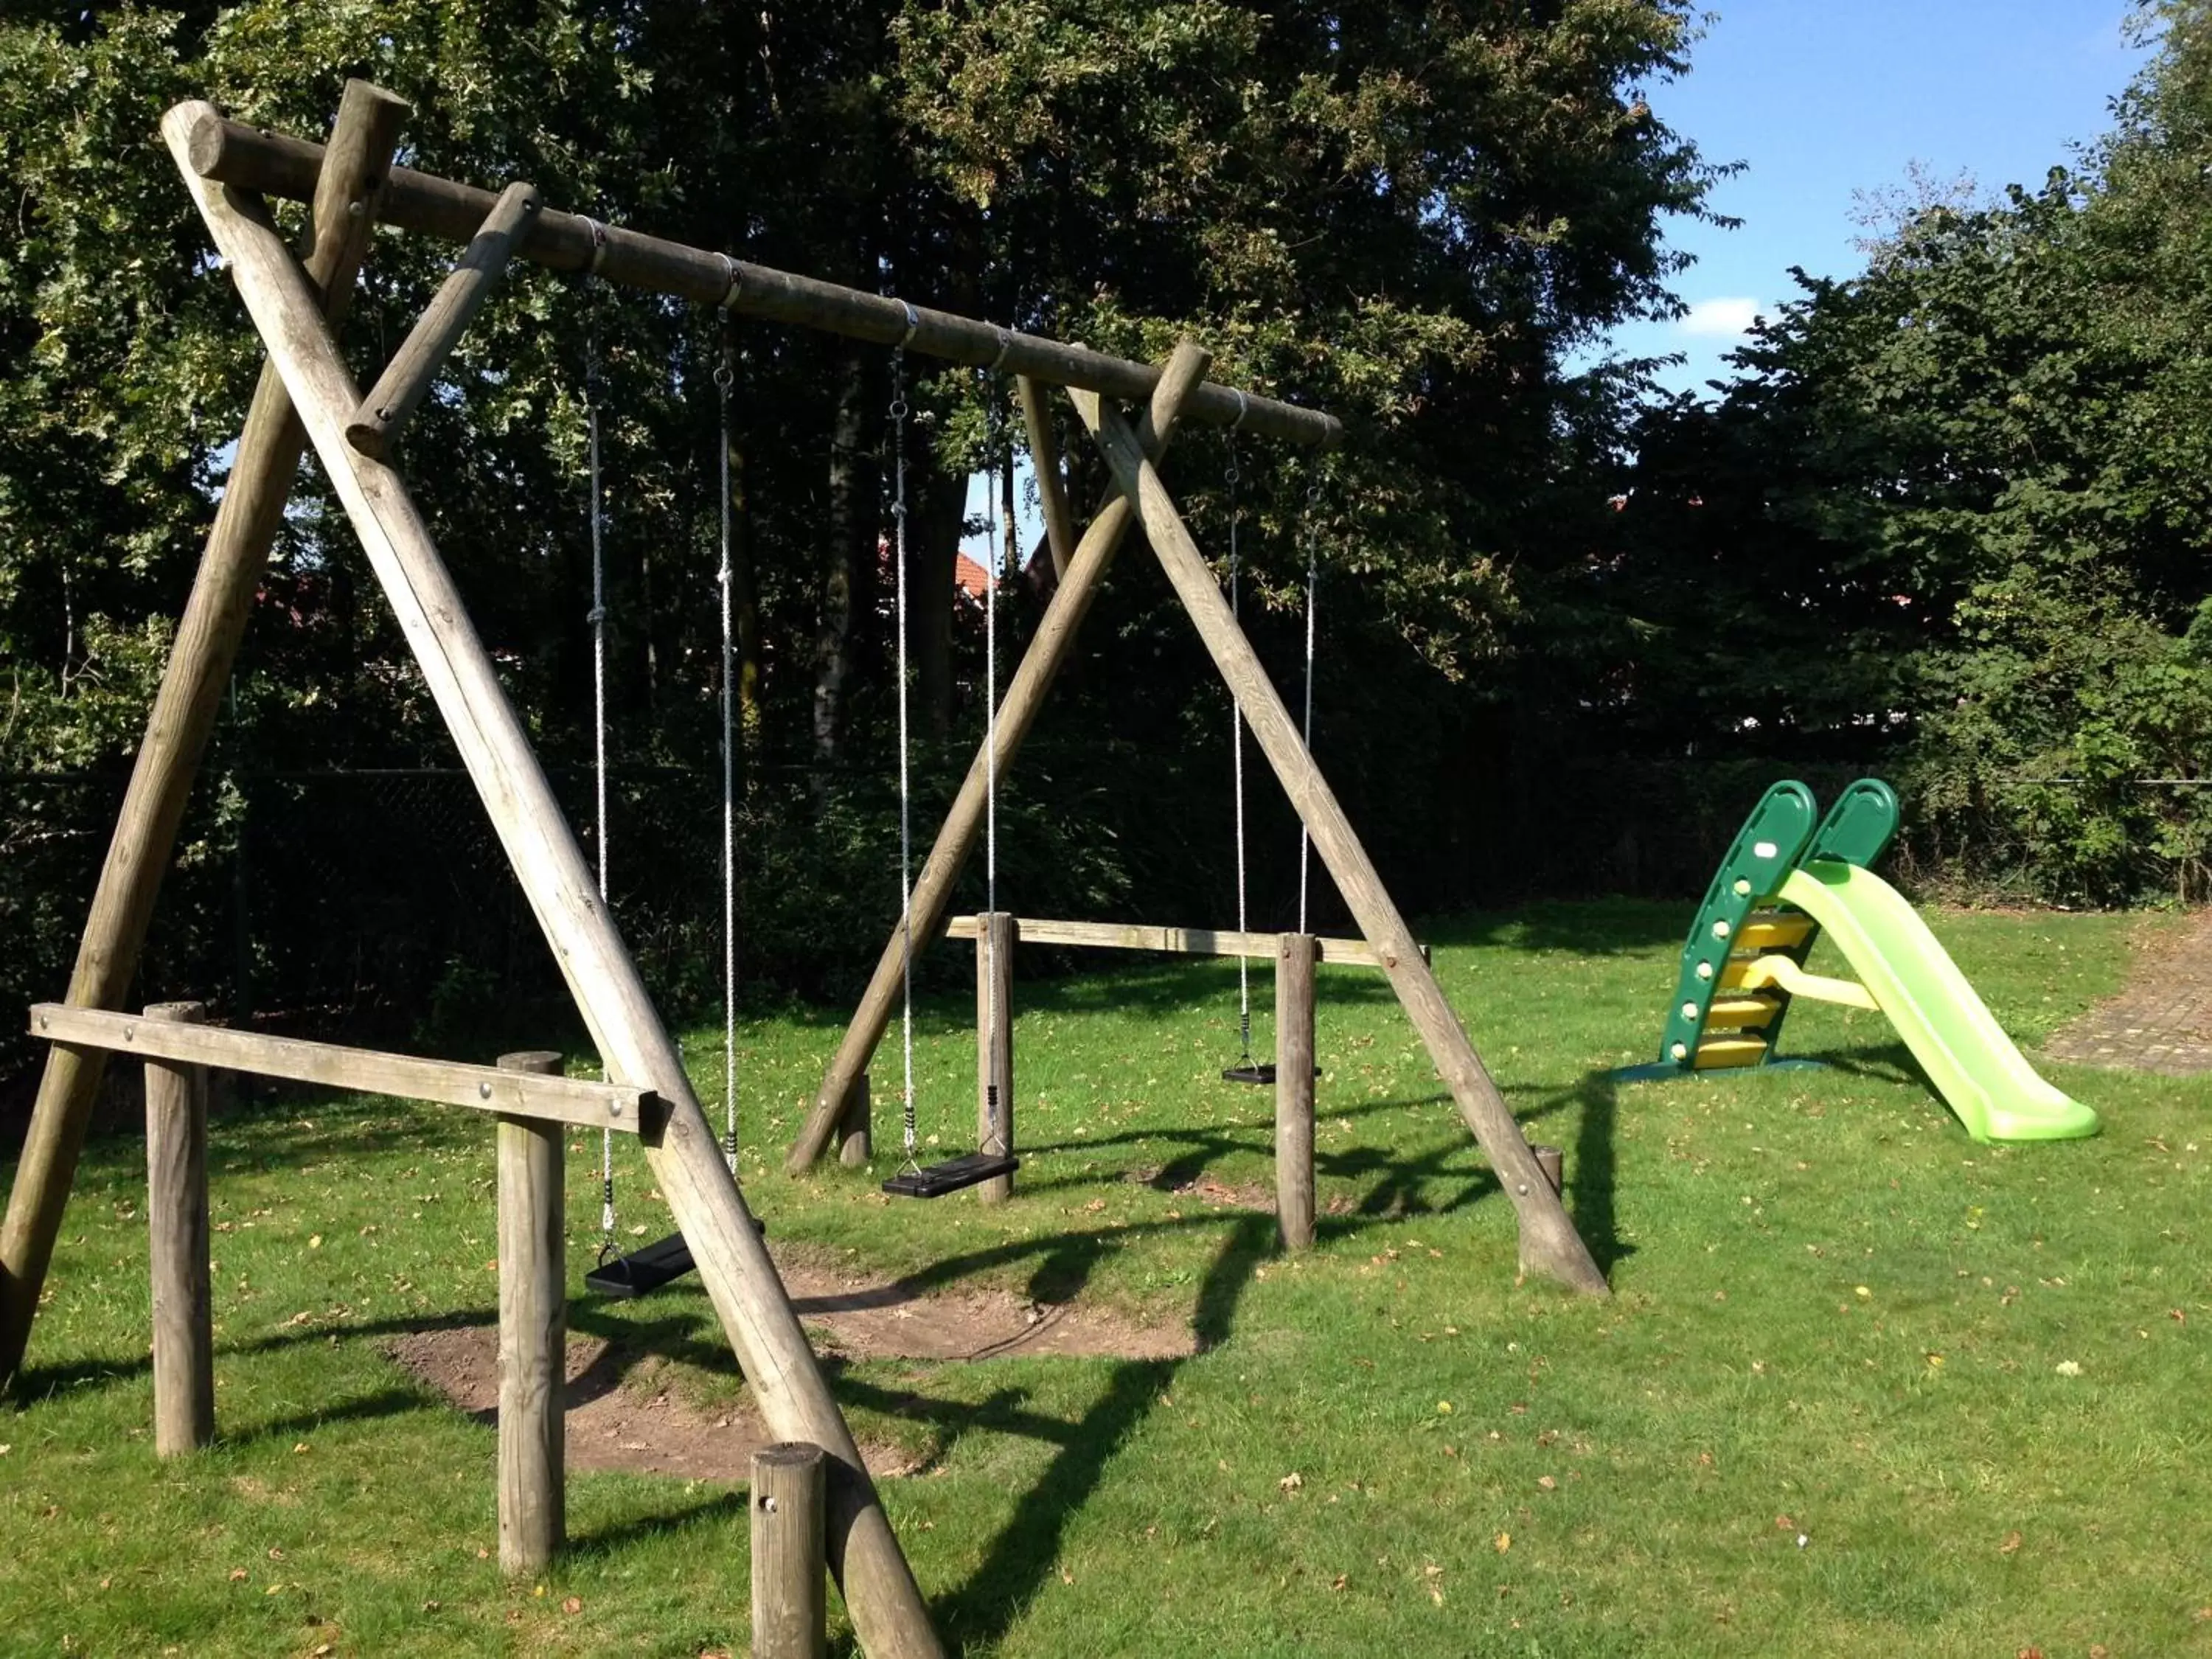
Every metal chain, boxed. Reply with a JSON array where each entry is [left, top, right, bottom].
[[891, 352, 919, 1171], [1225, 435, 1252, 1067], [716, 324, 739, 1175]]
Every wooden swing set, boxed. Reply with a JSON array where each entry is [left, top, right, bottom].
[[0, 80, 1607, 1658]]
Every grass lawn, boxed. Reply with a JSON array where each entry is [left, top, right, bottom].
[[3, 898, 2206, 1656]]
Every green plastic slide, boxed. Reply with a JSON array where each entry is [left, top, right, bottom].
[[1777, 860, 2098, 1144]]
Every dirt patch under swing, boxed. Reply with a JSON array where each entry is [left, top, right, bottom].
[[386, 1245, 1194, 1482]]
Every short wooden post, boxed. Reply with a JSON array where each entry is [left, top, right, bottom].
[[752, 1440, 828, 1659], [1274, 937, 1317, 1251], [145, 1001, 214, 1456], [835, 1072, 872, 1168], [495, 1049, 565, 1574], [975, 911, 1015, 1203], [1531, 1144, 1563, 1194]]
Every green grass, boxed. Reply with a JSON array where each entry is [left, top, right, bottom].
[[4, 899, 2208, 1655]]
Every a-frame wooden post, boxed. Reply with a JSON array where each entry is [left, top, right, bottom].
[[1074, 394, 1607, 1295], [0, 81, 408, 1388], [788, 344, 1212, 1169], [157, 102, 942, 1658]]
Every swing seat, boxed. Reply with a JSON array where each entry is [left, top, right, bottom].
[[1222, 1062, 1322, 1085], [585, 1232, 695, 1298], [883, 1151, 1020, 1200], [585, 1214, 768, 1298]]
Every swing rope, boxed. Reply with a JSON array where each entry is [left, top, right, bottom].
[[585, 325, 616, 1256], [1296, 473, 1321, 936], [890, 349, 921, 1175], [981, 391, 1006, 1154], [716, 324, 739, 1174], [1225, 435, 1253, 1070]]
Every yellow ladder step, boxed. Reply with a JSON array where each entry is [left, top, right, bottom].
[[1736, 911, 1815, 950], [1694, 1035, 1770, 1071], [1705, 992, 1784, 1029]]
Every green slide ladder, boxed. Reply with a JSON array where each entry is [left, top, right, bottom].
[[1619, 779, 2097, 1144]]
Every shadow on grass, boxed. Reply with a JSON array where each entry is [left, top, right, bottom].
[[842, 1211, 1277, 1652], [563, 1486, 752, 1557]]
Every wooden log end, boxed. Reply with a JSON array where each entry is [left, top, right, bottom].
[[343, 414, 390, 461], [498, 1050, 564, 1077]]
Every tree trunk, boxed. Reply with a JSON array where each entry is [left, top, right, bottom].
[[811, 346, 868, 783], [912, 462, 964, 742], [728, 415, 765, 765]]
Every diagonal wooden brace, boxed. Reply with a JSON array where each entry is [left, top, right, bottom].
[[0, 80, 408, 1390], [346, 180, 540, 459], [1076, 398, 1610, 1296], [790, 344, 1214, 1172], [161, 102, 942, 1658]]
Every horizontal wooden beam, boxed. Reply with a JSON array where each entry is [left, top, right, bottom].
[[28, 1004, 655, 1135], [939, 914, 1418, 968], [178, 106, 1340, 451]]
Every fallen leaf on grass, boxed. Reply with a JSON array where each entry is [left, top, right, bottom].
[[1279, 1472, 1304, 1494], [2000, 1531, 2023, 1555], [562, 1596, 582, 1615], [228, 1568, 248, 1582], [1537, 1476, 1556, 1491], [1330, 1573, 1347, 1592], [2055, 1360, 2082, 1377], [1493, 1533, 1511, 1553]]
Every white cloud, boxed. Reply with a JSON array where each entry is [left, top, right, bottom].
[[1677, 296, 1761, 339]]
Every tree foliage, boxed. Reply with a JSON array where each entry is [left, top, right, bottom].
[[1590, 1, 2212, 905], [0, 1, 1716, 1040]]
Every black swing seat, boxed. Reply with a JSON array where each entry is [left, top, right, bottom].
[[585, 1232, 695, 1298], [585, 1214, 768, 1299], [1222, 1062, 1323, 1085], [883, 1151, 1020, 1200]]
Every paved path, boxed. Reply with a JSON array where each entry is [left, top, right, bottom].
[[2045, 911, 2212, 1075]]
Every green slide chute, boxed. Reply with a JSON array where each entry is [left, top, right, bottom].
[[1777, 860, 2098, 1144]]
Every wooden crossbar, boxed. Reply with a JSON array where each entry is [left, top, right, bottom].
[[28, 1004, 655, 1135], [939, 914, 1408, 968], [179, 111, 1340, 451]]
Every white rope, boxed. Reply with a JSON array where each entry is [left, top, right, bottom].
[[587, 341, 614, 1240], [716, 344, 738, 1175], [982, 400, 1004, 1150], [1226, 439, 1252, 1064], [1297, 481, 1319, 935], [891, 355, 919, 1167]]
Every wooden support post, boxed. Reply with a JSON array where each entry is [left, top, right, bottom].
[[0, 80, 407, 1391], [1531, 1144, 1563, 1194], [144, 1002, 213, 1456], [1015, 375, 1076, 580], [793, 344, 1213, 1171], [835, 1073, 872, 1169], [752, 1441, 828, 1659], [973, 913, 1015, 1204], [162, 104, 942, 1657], [1274, 936, 1317, 1252], [1075, 397, 1609, 1297], [347, 180, 540, 459], [495, 1050, 565, 1575]]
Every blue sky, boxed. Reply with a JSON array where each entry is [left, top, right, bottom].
[[1600, 1, 2152, 395]]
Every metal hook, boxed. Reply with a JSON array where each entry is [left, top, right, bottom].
[[716, 251, 742, 309], [898, 301, 922, 349], [990, 327, 1014, 372], [575, 215, 611, 275], [1229, 388, 1250, 433]]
